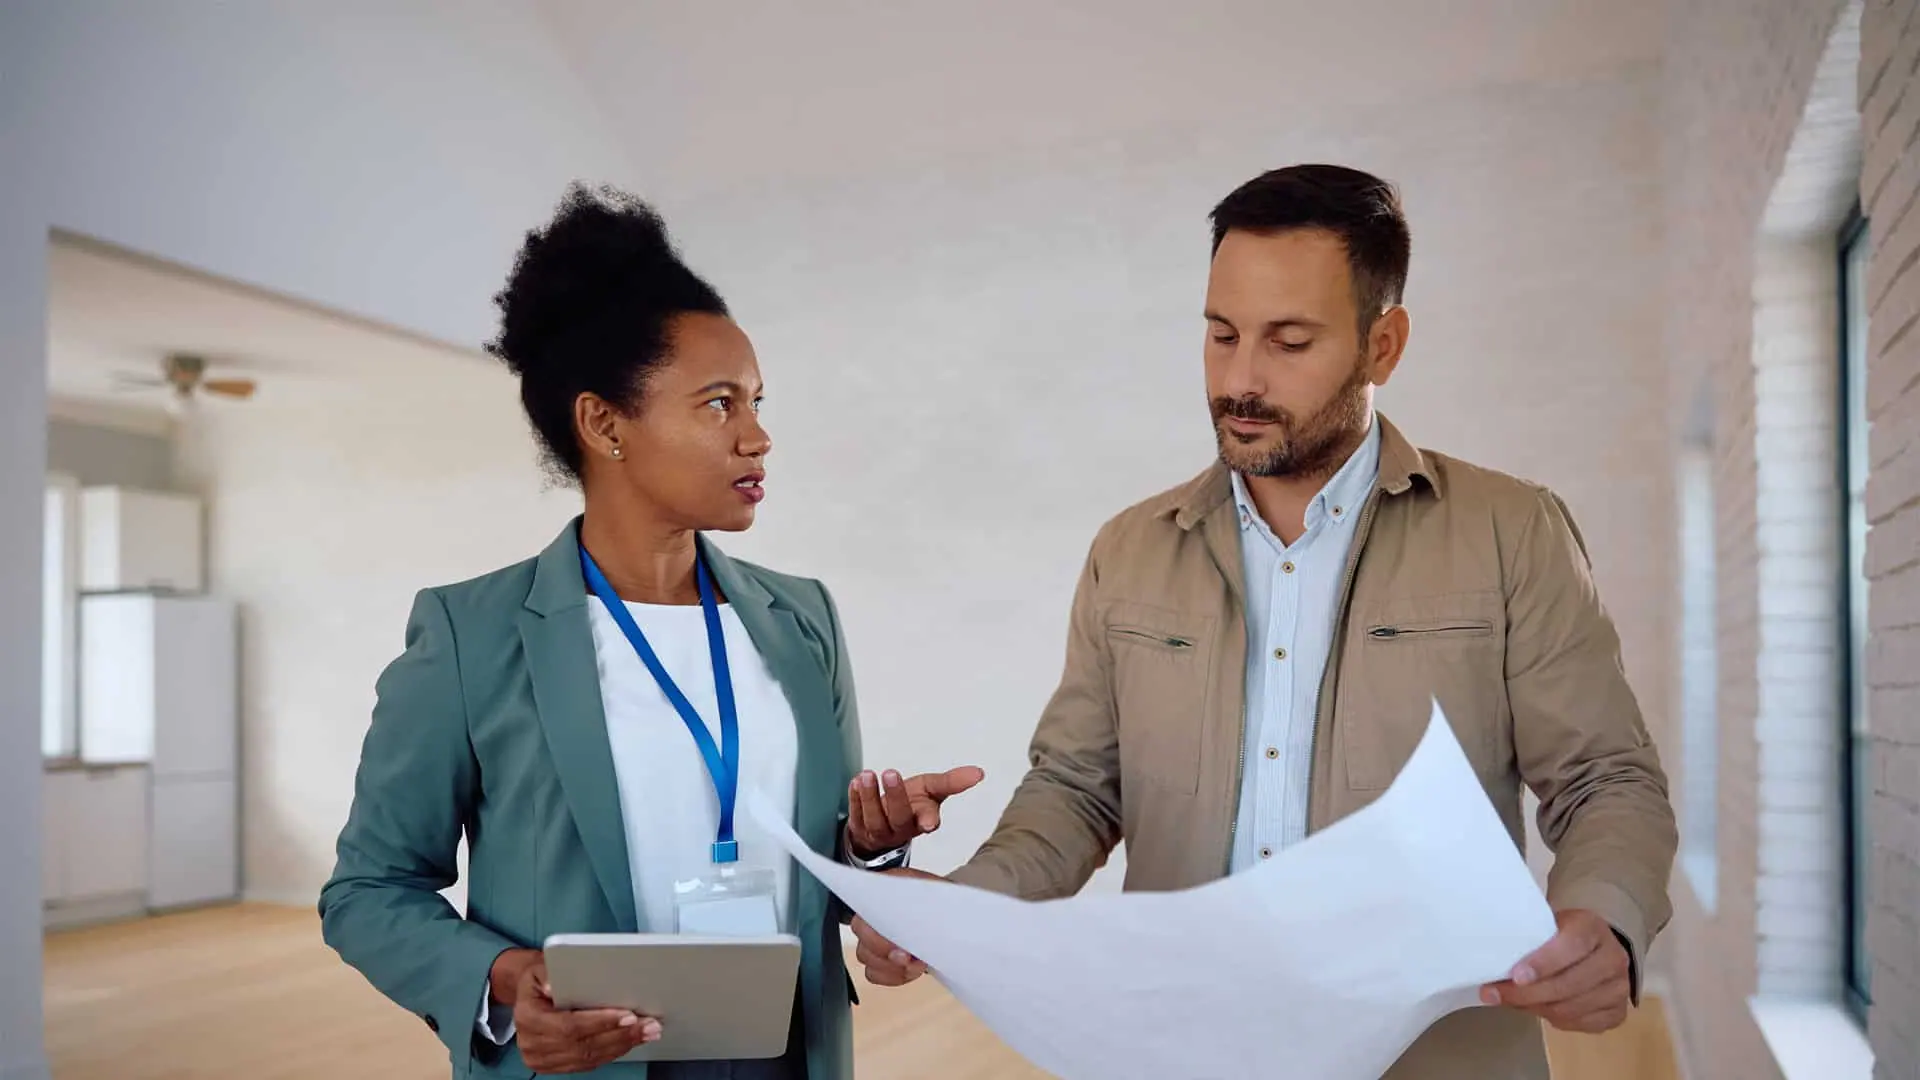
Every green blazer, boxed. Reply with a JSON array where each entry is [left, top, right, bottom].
[[318, 519, 861, 1079]]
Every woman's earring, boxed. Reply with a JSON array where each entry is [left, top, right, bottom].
[[610, 445, 624, 460]]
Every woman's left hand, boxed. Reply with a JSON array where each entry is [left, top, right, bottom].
[[846, 766, 985, 857]]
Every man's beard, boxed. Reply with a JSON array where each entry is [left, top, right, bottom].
[[1211, 360, 1372, 481]]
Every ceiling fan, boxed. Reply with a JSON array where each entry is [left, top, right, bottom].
[[110, 353, 257, 405]]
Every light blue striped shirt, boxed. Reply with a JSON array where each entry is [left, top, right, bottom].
[[1227, 418, 1382, 872]]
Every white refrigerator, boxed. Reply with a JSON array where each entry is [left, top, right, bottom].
[[79, 592, 239, 910]]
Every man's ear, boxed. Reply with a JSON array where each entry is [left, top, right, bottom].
[[1368, 306, 1412, 386]]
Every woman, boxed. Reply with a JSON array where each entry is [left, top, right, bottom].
[[318, 185, 982, 1079]]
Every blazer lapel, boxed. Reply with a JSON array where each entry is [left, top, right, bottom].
[[520, 520, 639, 931], [700, 537, 842, 858]]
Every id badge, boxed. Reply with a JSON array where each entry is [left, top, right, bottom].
[[673, 865, 779, 936]]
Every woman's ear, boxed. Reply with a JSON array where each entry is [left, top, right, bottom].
[[574, 392, 625, 462]]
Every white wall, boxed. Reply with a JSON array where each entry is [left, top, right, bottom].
[[544, 0, 1662, 196], [1, 7, 53, 1073], [45, 419, 174, 491], [664, 68, 1669, 878], [169, 345, 583, 902], [0, 187, 52, 1080], [1, 3, 638, 1075], [82, 59, 1676, 919], [68, 44, 1668, 913], [1654, 1, 1898, 1075]]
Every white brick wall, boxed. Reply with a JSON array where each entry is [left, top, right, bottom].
[[1661, 0, 1854, 1077], [1861, 2, 1920, 1073], [1667, 0, 1920, 1077], [1753, 239, 1848, 1003]]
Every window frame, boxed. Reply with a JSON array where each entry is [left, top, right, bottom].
[[1677, 422, 1719, 911], [1835, 203, 1872, 1019], [41, 470, 81, 761]]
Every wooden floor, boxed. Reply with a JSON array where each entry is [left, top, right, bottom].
[[42, 904, 1679, 1079]]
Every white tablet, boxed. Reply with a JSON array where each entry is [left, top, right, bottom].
[[541, 932, 803, 1062]]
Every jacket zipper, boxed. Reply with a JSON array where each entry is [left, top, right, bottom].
[[1109, 627, 1194, 649], [1367, 623, 1487, 639], [1222, 542, 1248, 860], [1228, 728, 1247, 855]]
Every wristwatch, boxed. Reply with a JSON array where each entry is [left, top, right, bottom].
[[842, 830, 912, 872]]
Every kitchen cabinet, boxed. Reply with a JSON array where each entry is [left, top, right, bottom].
[[79, 486, 203, 594], [42, 764, 151, 926]]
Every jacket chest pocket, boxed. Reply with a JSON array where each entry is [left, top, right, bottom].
[[1339, 591, 1507, 790], [1105, 605, 1215, 797]]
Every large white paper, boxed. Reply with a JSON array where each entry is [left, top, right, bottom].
[[748, 701, 1557, 1080]]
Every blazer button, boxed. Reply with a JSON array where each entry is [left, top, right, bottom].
[[423, 1014, 439, 1033]]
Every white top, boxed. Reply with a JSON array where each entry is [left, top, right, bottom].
[[478, 594, 800, 1043], [587, 595, 801, 936]]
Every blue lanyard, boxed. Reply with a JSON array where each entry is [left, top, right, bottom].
[[580, 545, 741, 865]]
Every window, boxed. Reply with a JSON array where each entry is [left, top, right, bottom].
[[1678, 396, 1718, 910], [42, 472, 80, 759], [1837, 206, 1871, 1015]]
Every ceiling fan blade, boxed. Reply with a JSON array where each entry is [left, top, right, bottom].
[[201, 378, 257, 400]]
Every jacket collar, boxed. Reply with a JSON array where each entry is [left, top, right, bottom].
[[1170, 411, 1437, 532]]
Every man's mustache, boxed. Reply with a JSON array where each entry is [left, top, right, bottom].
[[1211, 396, 1288, 425]]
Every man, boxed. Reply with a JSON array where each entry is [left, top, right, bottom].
[[853, 164, 1677, 1079]]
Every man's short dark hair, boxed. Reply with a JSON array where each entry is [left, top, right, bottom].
[[1209, 164, 1411, 334]]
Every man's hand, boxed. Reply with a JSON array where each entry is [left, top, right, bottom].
[[1481, 909, 1633, 1034], [846, 766, 985, 858], [849, 867, 945, 986], [508, 952, 660, 1073]]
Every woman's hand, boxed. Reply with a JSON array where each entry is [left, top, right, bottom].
[[846, 766, 985, 857], [504, 951, 660, 1073], [850, 868, 946, 986]]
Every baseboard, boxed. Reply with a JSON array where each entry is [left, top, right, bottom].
[[42, 892, 146, 932], [240, 888, 319, 909]]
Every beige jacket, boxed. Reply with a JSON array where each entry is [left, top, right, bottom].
[[948, 414, 1676, 1079]]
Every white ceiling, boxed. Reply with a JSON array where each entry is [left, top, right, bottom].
[[539, 0, 1664, 194], [44, 2, 1667, 429], [46, 235, 485, 423]]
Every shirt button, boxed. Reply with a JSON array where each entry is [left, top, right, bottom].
[[1332, 505, 1344, 517], [1264, 746, 1280, 760], [1259, 845, 1274, 859], [1273, 647, 1287, 661], [1282, 561, 1295, 574]]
